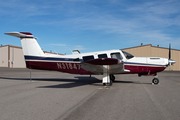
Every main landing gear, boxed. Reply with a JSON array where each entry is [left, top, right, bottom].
[[103, 80, 112, 86], [103, 74, 115, 86], [110, 74, 115, 82]]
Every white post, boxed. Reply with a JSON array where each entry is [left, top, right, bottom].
[[102, 65, 110, 84]]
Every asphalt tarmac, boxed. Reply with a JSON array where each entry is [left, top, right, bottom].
[[0, 68, 180, 120]]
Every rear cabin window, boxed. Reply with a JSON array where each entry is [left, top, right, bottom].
[[83, 55, 94, 61], [111, 52, 123, 60], [98, 54, 108, 58]]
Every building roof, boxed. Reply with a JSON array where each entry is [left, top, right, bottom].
[[122, 44, 180, 51], [0, 45, 22, 49], [0, 44, 64, 55]]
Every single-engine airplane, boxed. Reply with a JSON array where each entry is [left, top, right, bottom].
[[5, 32, 176, 86]]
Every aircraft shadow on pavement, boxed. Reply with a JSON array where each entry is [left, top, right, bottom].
[[0, 76, 102, 88], [38, 77, 103, 88], [114, 81, 134, 83], [0, 77, 151, 88], [114, 80, 152, 85], [0, 77, 31, 81]]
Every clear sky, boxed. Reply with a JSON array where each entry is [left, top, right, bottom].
[[1, 0, 180, 54]]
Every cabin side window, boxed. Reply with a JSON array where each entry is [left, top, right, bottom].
[[98, 54, 108, 58], [111, 52, 123, 60], [83, 55, 94, 61]]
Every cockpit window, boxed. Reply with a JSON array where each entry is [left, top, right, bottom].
[[111, 52, 123, 60], [122, 51, 134, 59]]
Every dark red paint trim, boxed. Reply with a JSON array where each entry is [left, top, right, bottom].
[[26, 61, 92, 75], [20, 32, 33, 35], [26, 60, 166, 76]]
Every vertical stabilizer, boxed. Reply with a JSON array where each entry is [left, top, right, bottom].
[[5, 32, 45, 56]]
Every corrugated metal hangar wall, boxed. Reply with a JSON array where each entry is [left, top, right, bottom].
[[122, 44, 180, 71], [0, 44, 180, 71]]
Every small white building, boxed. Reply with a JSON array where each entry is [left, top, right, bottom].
[[0, 45, 26, 68]]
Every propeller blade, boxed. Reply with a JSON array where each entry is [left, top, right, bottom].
[[168, 43, 176, 70], [169, 43, 171, 60]]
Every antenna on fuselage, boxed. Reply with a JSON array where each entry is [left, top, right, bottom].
[[69, 48, 73, 54]]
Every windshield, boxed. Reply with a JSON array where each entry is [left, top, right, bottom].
[[122, 51, 134, 59]]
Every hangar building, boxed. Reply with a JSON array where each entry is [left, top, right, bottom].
[[122, 44, 179, 71], [0, 44, 179, 71], [0, 45, 25, 68]]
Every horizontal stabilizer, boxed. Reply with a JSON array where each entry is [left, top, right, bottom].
[[5, 32, 37, 39]]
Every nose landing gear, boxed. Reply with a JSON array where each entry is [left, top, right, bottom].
[[152, 77, 159, 85]]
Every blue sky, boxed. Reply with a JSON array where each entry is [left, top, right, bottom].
[[1, 0, 180, 54]]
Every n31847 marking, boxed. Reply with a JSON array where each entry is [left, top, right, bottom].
[[57, 62, 80, 70]]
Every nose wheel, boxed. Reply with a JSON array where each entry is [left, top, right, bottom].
[[152, 78, 159, 85]]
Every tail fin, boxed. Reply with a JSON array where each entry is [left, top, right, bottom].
[[5, 32, 45, 56]]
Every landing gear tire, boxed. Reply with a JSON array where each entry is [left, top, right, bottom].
[[110, 74, 115, 82], [103, 80, 113, 86], [152, 78, 159, 85]]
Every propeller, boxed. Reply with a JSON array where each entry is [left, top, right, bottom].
[[169, 43, 171, 60], [168, 43, 176, 70]]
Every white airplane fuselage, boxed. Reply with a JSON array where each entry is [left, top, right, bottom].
[[24, 49, 168, 76]]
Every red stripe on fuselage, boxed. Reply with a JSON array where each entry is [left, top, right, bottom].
[[26, 61, 92, 74], [25, 60, 166, 75], [124, 64, 166, 74]]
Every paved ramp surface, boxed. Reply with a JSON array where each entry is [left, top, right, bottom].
[[0, 68, 180, 120]]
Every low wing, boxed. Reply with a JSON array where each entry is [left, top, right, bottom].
[[79, 58, 130, 74]]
